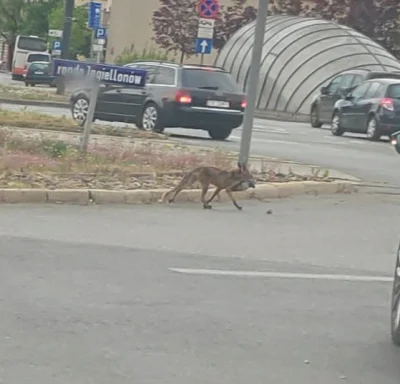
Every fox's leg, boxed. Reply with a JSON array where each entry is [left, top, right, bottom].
[[168, 175, 197, 203], [205, 187, 222, 208], [225, 188, 242, 210], [201, 183, 212, 209]]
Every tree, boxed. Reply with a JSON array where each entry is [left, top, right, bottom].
[[213, 0, 257, 50], [21, 0, 63, 38], [48, 2, 91, 58], [152, 0, 257, 62], [0, 0, 26, 45], [270, 0, 304, 16], [152, 0, 198, 63]]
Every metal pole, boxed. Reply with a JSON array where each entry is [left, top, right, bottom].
[[90, 29, 95, 60], [200, 54, 204, 65], [56, 0, 74, 94], [238, 0, 268, 166], [80, 81, 100, 152]]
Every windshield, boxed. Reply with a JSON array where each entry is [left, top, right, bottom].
[[27, 53, 50, 63], [17, 36, 47, 51], [181, 69, 241, 92], [387, 84, 400, 99]]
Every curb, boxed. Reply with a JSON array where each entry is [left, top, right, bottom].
[[0, 98, 69, 109], [0, 98, 309, 123], [0, 181, 357, 205]]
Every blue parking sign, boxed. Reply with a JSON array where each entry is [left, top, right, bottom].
[[95, 28, 107, 39], [88, 2, 102, 29]]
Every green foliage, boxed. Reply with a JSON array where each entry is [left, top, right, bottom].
[[115, 44, 171, 65], [48, 2, 91, 58], [0, 0, 26, 43], [42, 139, 68, 158]]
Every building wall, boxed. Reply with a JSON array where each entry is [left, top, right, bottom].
[[105, 0, 260, 65]]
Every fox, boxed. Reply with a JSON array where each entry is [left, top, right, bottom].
[[160, 163, 255, 210]]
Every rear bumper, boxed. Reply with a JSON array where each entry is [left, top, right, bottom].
[[24, 76, 55, 84], [166, 105, 244, 129], [378, 115, 400, 135]]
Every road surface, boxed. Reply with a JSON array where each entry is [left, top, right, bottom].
[[1, 194, 400, 383], [1, 101, 399, 186]]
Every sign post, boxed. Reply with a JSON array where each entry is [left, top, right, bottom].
[[238, 0, 269, 166], [51, 40, 62, 56], [88, 2, 102, 60], [52, 59, 147, 152], [196, 0, 219, 64]]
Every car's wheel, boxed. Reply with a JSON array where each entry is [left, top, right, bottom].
[[391, 244, 400, 346], [24, 82, 29, 87], [366, 115, 381, 141], [141, 103, 164, 133], [71, 96, 89, 126], [310, 104, 322, 128], [331, 112, 344, 136], [208, 127, 232, 140]]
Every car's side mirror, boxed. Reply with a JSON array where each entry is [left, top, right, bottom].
[[391, 131, 400, 154], [345, 94, 354, 101], [320, 86, 328, 95]]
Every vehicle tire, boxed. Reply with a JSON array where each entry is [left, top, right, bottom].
[[331, 112, 344, 136], [71, 95, 89, 127], [366, 115, 381, 141], [208, 127, 232, 140], [140, 102, 164, 133], [391, 244, 400, 346], [24, 82, 29, 87], [310, 104, 323, 128]]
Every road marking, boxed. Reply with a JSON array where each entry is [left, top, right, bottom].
[[169, 268, 393, 282]]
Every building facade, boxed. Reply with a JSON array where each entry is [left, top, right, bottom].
[[105, 0, 260, 65]]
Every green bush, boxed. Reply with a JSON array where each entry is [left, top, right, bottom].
[[115, 44, 173, 65]]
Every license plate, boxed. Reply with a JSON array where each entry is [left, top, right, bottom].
[[206, 100, 229, 108], [34, 71, 44, 74]]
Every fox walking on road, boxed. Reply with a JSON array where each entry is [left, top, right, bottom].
[[160, 163, 255, 210]]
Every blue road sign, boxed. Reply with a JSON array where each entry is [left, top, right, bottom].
[[52, 40, 62, 51], [195, 38, 212, 54], [88, 2, 102, 29], [198, 0, 219, 19], [95, 27, 107, 38], [52, 59, 147, 87]]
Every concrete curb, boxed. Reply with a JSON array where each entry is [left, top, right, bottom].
[[0, 181, 357, 205], [0, 98, 69, 109], [0, 98, 310, 123]]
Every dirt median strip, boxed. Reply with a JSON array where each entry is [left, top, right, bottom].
[[0, 181, 357, 205]]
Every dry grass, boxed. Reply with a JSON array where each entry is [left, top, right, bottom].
[[0, 128, 235, 189], [0, 85, 67, 102], [0, 109, 167, 139]]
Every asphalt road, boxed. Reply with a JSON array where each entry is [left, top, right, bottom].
[[2, 100, 400, 186], [1, 194, 400, 383]]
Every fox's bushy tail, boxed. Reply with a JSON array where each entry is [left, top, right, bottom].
[[159, 171, 198, 203]]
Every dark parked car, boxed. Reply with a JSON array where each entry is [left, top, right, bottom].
[[389, 133, 400, 345], [70, 83, 147, 126], [330, 78, 400, 140], [310, 70, 400, 128], [71, 62, 245, 140], [23, 61, 55, 87], [123, 61, 246, 140]]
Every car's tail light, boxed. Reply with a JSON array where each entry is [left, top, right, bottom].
[[380, 98, 394, 111], [241, 100, 247, 108], [175, 90, 192, 104]]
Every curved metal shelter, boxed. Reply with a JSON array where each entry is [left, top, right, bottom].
[[215, 15, 400, 115]]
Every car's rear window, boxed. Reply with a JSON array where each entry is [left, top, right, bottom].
[[30, 63, 50, 71], [28, 54, 50, 63], [387, 84, 400, 99], [181, 68, 241, 92]]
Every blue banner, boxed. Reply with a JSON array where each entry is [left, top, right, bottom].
[[52, 59, 147, 87], [88, 1, 102, 29]]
